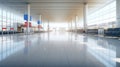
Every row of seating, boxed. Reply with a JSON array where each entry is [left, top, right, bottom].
[[104, 28, 120, 37], [87, 29, 98, 34], [0, 31, 18, 35], [86, 28, 120, 37]]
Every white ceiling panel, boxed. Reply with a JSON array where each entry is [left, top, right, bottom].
[[0, 0, 115, 22]]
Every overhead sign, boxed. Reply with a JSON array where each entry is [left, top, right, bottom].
[[24, 14, 32, 21], [30, 16, 32, 21], [37, 20, 42, 24]]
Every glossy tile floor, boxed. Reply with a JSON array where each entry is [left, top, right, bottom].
[[0, 32, 120, 67]]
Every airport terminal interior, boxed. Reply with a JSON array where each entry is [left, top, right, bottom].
[[0, 0, 120, 67]]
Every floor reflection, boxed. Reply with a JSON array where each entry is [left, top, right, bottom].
[[0, 34, 38, 62], [86, 36, 116, 67], [0, 32, 120, 67], [0, 35, 24, 62]]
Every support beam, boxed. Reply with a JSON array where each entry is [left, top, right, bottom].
[[39, 15, 42, 32], [71, 21, 72, 31], [116, 0, 120, 28], [27, 3, 30, 34], [83, 3, 88, 33], [75, 16, 78, 33], [48, 20, 50, 32], [72, 20, 74, 32], [68, 21, 71, 31]]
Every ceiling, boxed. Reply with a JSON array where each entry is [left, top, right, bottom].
[[0, 0, 115, 22]]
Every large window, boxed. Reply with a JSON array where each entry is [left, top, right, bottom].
[[87, 1, 116, 29], [3, 9, 7, 31], [0, 5, 24, 32], [0, 8, 2, 31]]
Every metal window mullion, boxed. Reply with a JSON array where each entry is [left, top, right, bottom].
[[1, 6, 3, 35]]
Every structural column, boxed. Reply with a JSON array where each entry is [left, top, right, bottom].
[[116, 0, 120, 28], [48, 19, 50, 41], [72, 20, 74, 32], [71, 21, 72, 31], [68, 22, 70, 30], [27, 3, 30, 34], [48, 20, 50, 32], [75, 16, 78, 33], [67, 22, 69, 30], [39, 15, 42, 32], [83, 3, 88, 33]]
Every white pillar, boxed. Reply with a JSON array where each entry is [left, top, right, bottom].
[[75, 16, 78, 33], [68, 22, 69, 30], [72, 20, 74, 32], [48, 20, 49, 31], [116, 0, 120, 28], [39, 15, 42, 22], [39, 15, 42, 32], [27, 3, 30, 34], [71, 21, 72, 31], [47, 20, 50, 40], [83, 3, 88, 33], [67, 22, 70, 31]]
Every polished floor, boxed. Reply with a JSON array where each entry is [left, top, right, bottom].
[[0, 32, 120, 67]]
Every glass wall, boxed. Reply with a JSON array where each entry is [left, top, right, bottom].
[[0, 5, 24, 32], [87, 1, 116, 29], [0, 7, 2, 31]]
